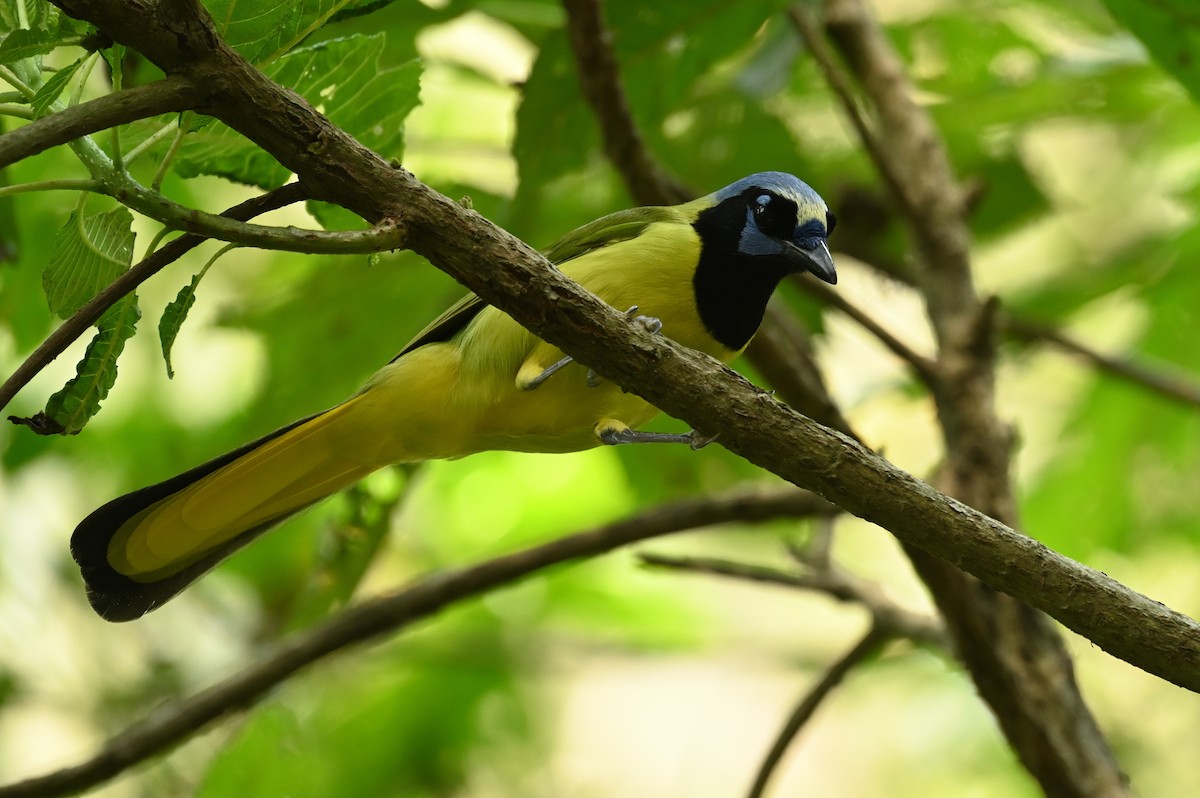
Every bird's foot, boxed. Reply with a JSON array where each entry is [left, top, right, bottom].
[[521, 306, 663, 391], [518, 354, 574, 391], [586, 306, 662, 387], [598, 425, 718, 451]]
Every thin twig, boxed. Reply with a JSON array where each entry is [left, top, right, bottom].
[[746, 301, 859, 439], [1006, 316, 1200, 409], [0, 489, 836, 798], [112, 179, 406, 253], [747, 626, 890, 798], [638, 553, 945, 648], [825, 243, 1200, 411], [792, 274, 938, 386], [0, 182, 310, 414]]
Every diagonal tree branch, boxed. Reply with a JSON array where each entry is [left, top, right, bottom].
[[0, 489, 836, 798], [40, 0, 1200, 715], [798, 2, 1129, 794]]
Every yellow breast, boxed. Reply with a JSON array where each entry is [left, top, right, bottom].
[[366, 219, 736, 461]]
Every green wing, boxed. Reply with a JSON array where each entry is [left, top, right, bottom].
[[392, 205, 691, 360], [541, 205, 688, 264]]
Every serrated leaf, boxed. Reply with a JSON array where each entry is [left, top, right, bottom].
[[99, 42, 124, 86], [158, 271, 203, 379], [1103, 0, 1200, 105], [43, 208, 135, 319], [204, 0, 304, 62], [204, 0, 382, 64], [176, 34, 420, 191], [43, 293, 140, 434], [0, 28, 57, 65], [31, 55, 83, 117]]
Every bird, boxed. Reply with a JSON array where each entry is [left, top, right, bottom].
[[71, 172, 837, 621]]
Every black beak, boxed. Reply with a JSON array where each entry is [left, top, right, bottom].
[[783, 239, 837, 285]]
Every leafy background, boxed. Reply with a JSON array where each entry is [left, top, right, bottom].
[[1, 0, 1200, 795]]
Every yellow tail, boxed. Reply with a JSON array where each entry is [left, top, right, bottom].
[[71, 396, 376, 621]]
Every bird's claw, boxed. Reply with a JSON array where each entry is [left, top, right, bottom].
[[599, 427, 719, 449], [525, 306, 666, 391]]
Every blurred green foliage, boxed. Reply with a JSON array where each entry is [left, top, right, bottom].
[[1, 0, 1200, 795]]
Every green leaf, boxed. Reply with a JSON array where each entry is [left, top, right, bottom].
[[1103, 0, 1200, 105], [42, 208, 135, 318], [176, 34, 420, 192], [203, 0, 296, 60], [43, 293, 140, 434], [158, 271, 204, 379], [99, 42, 125, 89], [31, 55, 83, 117], [204, 0, 387, 64], [0, 28, 58, 64]]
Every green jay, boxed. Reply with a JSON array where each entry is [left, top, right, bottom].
[[72, 171, 837, 621]]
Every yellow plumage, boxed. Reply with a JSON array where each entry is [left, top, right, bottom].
[[72, 173, 837, 620], [104, 216, 721, 589]]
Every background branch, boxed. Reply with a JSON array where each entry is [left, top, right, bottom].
[[1006, 315, 1200, 409], [561, 0, 691, 206], [0, 489, 836, 798], [747, 626, 891, 798], [639, 553, 945, 648], [804, 1, 1129, 793]]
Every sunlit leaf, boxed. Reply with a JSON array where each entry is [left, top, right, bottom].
[[175, 34, 420, 191], [158, 271, 203, 379], [1103, 0, 1200, 104], [42, 208, 135, 319], [31, 55, 83, 117], [204, 0, 386, 63], [43, 293, 140, 434], [0, 27, 60, 64]]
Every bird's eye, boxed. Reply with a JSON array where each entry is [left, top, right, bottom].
[[754, 195, 771, 214], [826, 211, 838, 235]]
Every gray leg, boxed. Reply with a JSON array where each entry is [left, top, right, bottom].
[[520, 354, 574, 391], [524, 306, 663, 390], [599, 428, 718, 450], [586, 306, 662, 387]]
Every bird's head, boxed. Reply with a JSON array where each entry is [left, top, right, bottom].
[[706, 171, 837, 285]]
